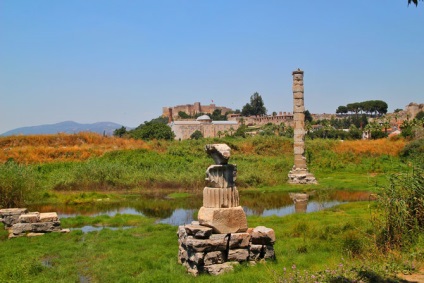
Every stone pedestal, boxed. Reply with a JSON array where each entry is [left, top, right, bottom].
[[177, 223, 275, 276], [198, 206, 247, 234]]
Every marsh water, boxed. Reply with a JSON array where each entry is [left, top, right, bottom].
[[29, 190, 373, 227]]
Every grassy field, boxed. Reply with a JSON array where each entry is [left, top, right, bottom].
[[0, 202, 422, 282], [0, 134, 408, 206], [0, 133, 422, 282]]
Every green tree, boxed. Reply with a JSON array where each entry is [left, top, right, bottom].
[[113, 126, 127, 137], [150, 116, 169, 124], [415, 111, 424, 120], [178, 111, 191, 119], [138, 123, 175, 140], [210, 109, 227, 121], [336, 105, 348, 115], [234, 124, 248, 138], [190, 130, 203, 140], [241, 103, 253, 116], [242, 92, 267, 116], [304, 110, 313, 122]]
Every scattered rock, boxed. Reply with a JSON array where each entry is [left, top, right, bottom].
[[251, 226, 276, 245]]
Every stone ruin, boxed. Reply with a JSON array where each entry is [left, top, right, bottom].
[[177, 144, 276, 276], [0, 208, 69, 238], [288, 69, 317, 184]]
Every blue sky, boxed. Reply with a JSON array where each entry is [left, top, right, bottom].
[[1, 1, 423, 134]]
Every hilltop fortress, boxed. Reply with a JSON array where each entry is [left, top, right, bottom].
[[162, 102, 232, 121]]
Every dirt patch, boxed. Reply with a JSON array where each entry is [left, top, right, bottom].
[[398, 268, 424, 283]]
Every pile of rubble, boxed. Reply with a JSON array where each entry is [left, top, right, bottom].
[[178, 223, 275, 276], [0, 208, 69, 238]]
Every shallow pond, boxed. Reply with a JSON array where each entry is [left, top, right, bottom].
[[30, 190, 373, 226]]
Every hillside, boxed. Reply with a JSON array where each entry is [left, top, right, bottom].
[[1, 121, 125, 136]]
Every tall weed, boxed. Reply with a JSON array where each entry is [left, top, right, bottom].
[[0, 161, 39, 208], [375, 166, 424, 251]]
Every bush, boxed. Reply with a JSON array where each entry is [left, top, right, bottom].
[[0, 161, 39, 208], [190, 130, 203, 140], [400, 138, 424, 166], [376, 166, 424, 251]]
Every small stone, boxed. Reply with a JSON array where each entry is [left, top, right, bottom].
[[263, 245, 275, 260], [204, 251, 225, 266], [229, 232, 251, 249], [185, 237, 227, 252], [189, 252, 204, 265], [184, 224, 213, 239], [204, 262, 238, 276], [18, 213, 40, 223], [27, 232, 45, 237], [177, 225, 187, 238], [249, 244, 263, 261], [10, 223, 32, 235], [0, 208, 28, 228], [227, 249, 249, 262], [186, 264, 199, 276], [31, 221, 61, 232], [39, 212, 59, 222], [0, 208, 28, 216], [251, 226, 275, 245], [178, 246, 188, 264]]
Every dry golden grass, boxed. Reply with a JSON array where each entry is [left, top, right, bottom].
[[0, 132, 149, 164], [334, 139, 406, 156]]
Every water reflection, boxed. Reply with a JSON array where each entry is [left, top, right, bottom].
[[30, 190, 372, 226], [157, 209, 197, 226], [71, 225, 134, 233]]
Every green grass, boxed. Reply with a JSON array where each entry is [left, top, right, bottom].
[[0, 137, 421, 281], [1, 202, 421, 282], [0, 137, 409, 204], [167, 192, 192, 199]]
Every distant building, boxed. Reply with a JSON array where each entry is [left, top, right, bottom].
[[170, 115, 238, 140], [163, 102, 232, 121], [228, 112, 294, 127]]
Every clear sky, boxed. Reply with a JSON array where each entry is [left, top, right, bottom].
[[1, 1, 423, 134]]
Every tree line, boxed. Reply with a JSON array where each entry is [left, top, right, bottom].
[[336, 100, 388, 117]]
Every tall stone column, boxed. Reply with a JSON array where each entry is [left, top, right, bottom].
[[288, 69, 317, 184]]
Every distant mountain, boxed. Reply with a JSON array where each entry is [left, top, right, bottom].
[[1, 121, 125, 136]]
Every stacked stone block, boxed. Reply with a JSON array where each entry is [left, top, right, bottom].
[[288, 69, 317, 184], [178, 144, 276, 276], [0, 208, 69, 238], [177, 223, 275, 276]]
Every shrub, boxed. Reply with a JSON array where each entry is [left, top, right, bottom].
[[400, 138, 424, 166], [375, 166, 424, 251], [190, 130, 203, 140], [0, 161, 39, 208]]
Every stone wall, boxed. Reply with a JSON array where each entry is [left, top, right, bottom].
[[177, 223, 275, 276], [170, 121, 239, 140], [163, 102, 233, 120]]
